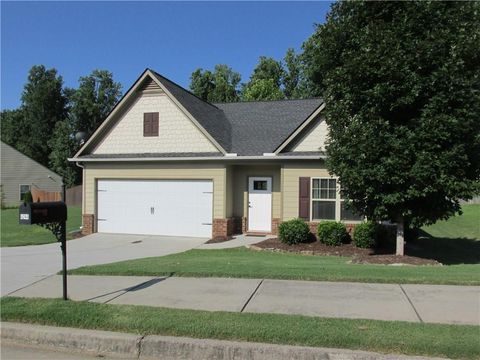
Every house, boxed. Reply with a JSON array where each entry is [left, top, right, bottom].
[[1, 141, 63, 207], [70, 69, 361, 239]]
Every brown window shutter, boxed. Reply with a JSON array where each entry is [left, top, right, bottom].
[[299, 177, 311, 220], [144, 112, 159, 137], [151, 112, 159, 136], [143, 113, 151, 136]]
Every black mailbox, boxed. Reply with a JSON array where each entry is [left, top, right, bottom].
[[19, 201, 67, 225]]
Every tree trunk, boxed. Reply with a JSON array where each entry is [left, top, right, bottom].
[[396, 216, 405, 256]]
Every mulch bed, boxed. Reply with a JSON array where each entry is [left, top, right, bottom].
[[249, 237, 441, 266], [351, 254, 440, 266], [205, 236, 234, 244], [68, 230, 85, 240]]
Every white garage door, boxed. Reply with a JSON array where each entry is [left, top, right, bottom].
[[97, 180, 213, 237]]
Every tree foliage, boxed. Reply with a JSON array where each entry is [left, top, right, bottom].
[[242, 79, 285, 101], [17, 65, 69, 166], [71, 70, 122, 135], [190, 65, 241, 102], [48, 119, 81, 188], [303, 2, 480, 238]]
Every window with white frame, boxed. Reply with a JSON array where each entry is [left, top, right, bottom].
[[311, 178, 336, 220], [19, 184, 31, 201]]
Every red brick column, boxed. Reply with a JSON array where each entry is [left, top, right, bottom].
[[82, 214, 94, 235], [271, 218, 281, 235], [212, 218, 236, 240]]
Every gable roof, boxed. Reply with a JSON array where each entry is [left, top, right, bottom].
[[72, 69, 324, 160], [149, 71, 231, 152], [215, 98, 323, 156]]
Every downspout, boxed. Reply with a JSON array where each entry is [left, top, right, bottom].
[[75, 162, 85, 229]]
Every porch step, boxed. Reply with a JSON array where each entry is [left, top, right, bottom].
[[245, 232, 268, 237]]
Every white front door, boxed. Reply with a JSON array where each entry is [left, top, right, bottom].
[[248, 177, 272, 232], [97, 179, 213, 237]]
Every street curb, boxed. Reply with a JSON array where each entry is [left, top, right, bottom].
[[1, 322, 447, 360]]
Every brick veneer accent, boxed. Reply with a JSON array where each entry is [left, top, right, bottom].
[[271, 218, 281, 235], [82, 214, 94, 235], [212, 218, 236, 240]]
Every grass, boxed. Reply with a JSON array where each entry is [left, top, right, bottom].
[[2, 297, 479, 360], [1, 206, 82, 247], [69, 247, 480, 285], [422, 204, 480, 240], [69, 205, 480, 285]]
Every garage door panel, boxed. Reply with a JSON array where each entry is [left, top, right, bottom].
[[97, 180, 212, 237]]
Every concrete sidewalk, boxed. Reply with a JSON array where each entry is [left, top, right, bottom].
[[8, 275, 480, 325]]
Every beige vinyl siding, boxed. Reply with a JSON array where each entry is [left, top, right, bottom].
[[281, 162, 331, 221], [92, 92, 218, 154], [0, 142, 62, 206], [232, 165, 281, 219], [225, 165, 234, 218], [83, 162, 226, 219], [287, 116, 329, 153]]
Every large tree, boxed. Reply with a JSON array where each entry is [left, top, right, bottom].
[[242, 56, 285, 101], [18, 65, 69, 166], [71, 70, 122, 135], [0, 109, 26, 149], [48, 70, 122, 186], [190, 65, 241, 102], [48, 118, 80, 187], [303, 1, 480, 255]]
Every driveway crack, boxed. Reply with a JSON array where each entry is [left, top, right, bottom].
[[399, 284, 423, 323]]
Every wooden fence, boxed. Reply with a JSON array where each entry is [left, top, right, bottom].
[[66, 185, 82, 206], [31, 188, 62, 202]]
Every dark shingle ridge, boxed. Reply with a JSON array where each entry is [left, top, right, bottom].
[[150, 70, 220, 110], [213, 97, 323, 105]]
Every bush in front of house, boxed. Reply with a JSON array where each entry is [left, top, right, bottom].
[[353, 221, 377, 248], [278, 218, 310, 245], [317, 221, 350, 246]]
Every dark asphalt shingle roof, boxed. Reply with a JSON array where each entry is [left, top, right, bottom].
[[80, 152, 222, 159], [152, 70, 323, 155], [214, 99, 323, 155], [151, 71, 232, 152]]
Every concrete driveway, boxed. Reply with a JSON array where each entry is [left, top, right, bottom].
[[1, 233, 207, 296]]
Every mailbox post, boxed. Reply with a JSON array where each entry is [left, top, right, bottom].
[[19, 202, 68, 300]]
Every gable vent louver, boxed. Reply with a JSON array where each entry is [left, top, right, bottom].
[[140, 77, 163, 94]]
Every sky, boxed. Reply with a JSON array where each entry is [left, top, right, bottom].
[[1, 1, 332, 110]]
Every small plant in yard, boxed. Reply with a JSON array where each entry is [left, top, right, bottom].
[[353, 221, 377, 248], [278, 218, 310, 245], [317, 221, 350, 246]]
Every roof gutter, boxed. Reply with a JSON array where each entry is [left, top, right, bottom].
[[68, 155, 326, 162]]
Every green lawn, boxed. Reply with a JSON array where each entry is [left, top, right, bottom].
[[1, 206, 82, 247], [68, 247, 479, 285], [2, 297, 478, 360], [69, 205, 480, 285], [422, 204, 479, 240]]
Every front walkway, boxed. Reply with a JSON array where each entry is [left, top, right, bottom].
[[8, 275, 480, 325]]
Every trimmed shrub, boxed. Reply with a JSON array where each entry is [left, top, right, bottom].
[[278, 218, 310, 245], [317, 221, 350, 246], [353, 221, 377, 248]]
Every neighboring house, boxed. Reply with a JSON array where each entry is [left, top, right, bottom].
[[70, 69, 362, 239], [1, 141, 63, 207]]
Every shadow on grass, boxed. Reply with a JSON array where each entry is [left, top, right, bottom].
[[406, 230, 480, 265]]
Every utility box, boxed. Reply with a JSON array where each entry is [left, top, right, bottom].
[[19, 201, 67, 225]]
